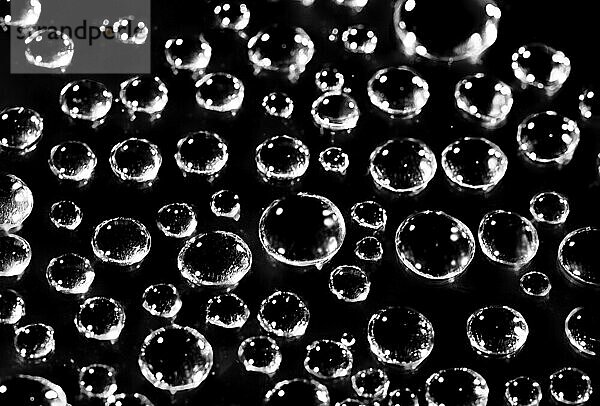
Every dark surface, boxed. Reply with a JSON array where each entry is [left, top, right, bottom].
[[1, 0, 600, 405]]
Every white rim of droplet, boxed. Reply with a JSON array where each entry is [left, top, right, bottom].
[[367, 66, 430, 117], [395, 210, 475, 281], [78, 363, 118, 398], [50, 200, 83, 230], [425, 368, 489, 404], [0, 107, 44, 151], [318, 147, 349, 173], [206, 292, 250, 328], [46, 253, 94, 295], [24, 28, 74, 69], [351, 201, 387, 231], [564, 307, 598, 358], [529, 191, 570, 225], [109, 138, 162, 183], [311, 91, 360, 131], [14, 323, 55, 359], [174, 131, 229, 176], [257, 291, 310, 338], [549, 367, 592, 404], [119, 76, 169, 115], [91, 217, 151, 266], [511, 43, 572, 90], [351, 368, 390, 399], [454, 73, 513, 126], [265, 379, 329, 404], [164, 36, 212, 71], [0, 174, 34, 231], [156, 202, 197, 238], [142, 283, 182, 318], [341, 24, 378, 54], [59, 79, 113, 121], [75, 297, 125, 341], [238, 335, 282, 374], [328, 265, 371, 303], [0, 233, 32, 277], [504, 376, 542, 406], [9, 375, 67, 405], [519, 271, 551, 297], [261, 92, 294, 118], [303, 339, 353, 380], [195, 72, 245, 112], [558, 227, 600, 288], [255, 135, 310, 180], [48, 140, 97, 182], [315, 67, 345, 93], [247, 25, 315, 72]]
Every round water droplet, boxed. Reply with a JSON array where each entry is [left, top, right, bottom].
[[107, 393, 155, 406], [139, 325, 213, 393], [529, 191, 569, 225], [329, 265, 370, 302], [264, 379, 330, 406], [258, 290, 310, 338], [336, 398, 366, 406], [213, 1, 250, 30], [79, 364, 118, 399], [109, 138, 162, 183], [387, 388, 419, 406], [0, 375, 67, 406], [579, 87, 600, 121], [319, 147, 349, 175], [559, 227, 600, 287], [393, 0, 500, 62], [156, 202, 197, 238], [92, 217, 151, 266], [304, 339, 353, 380], [425, 368, 489, 406], [59, 80, 113, 122], [46, 253, 95, 295], [112, 16, 148, 45], [238, 335, 282, 375], [0, 289, 25, 325], [49, 200, 82, 230], [565, 307, 600, 357], [178, 231, 251, 287], [511, 44, 571, 93], [259, 193, 345, 268], [467, 305, 529, 358], [255, 135, 310, 182], [341, 332, 356, 347], [311, 91, 360, 132], [355, 236, 383, 261], [395, 210, 475, 281], [75, 296, 126, 341], [352, 368, 390, 399], [368, 306, 434, 370], [142, 283, 182, 318], [165, 36, 211, 72], [454, 73, 513, 128], [119, 76, 169, 116], [519, 271, 551, 297], [195, 72, 245, 113], [175, 131, 229, 176], [0, 234, 31, 277], [342, 24, 377, 54], [367, 67, 429, 118], [14, 323, 55, 359], [262, 92, 294, 118], [478, 210, 539, 267], [25, 29, 74, 69], [441, 137, 507, 192], [49, 140, 97, 182], [1, 0, 41, 27], [369, 138, 437, 195], [351, 201, 386, 232], [0, 173, 34, 231], [206, 293, 249, 328], [517, 111, 580, 166], [315, 67, 345, 93], [504, 376, 542, 406], [549, 367, 592, 405], [248, 25, 315, 75], [210, 190, 241, 221], [0, 107, 43, 153]]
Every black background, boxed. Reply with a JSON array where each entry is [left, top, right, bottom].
[[1, 0, 600, 405]]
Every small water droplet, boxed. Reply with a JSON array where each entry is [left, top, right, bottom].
[[549, 367, 592, 405], [352, 368, 390, 399], [255, 135, 310, 182], [367, 66, 429, 118], [565, 307, 600, 357], [264, 379, 330, 406], [119, 76, 168, 117], [75, 296, 126, 341], [112, 16, 148, 45], [387, 388, 419, 406], [175, 131, 229, 177], [351, 201, 386, 232], [142, 284, 182, 318], [79, 364, 118, 399], [355, 236, 383, 262], [49, 200, 82, 230], [467, 305, 529, 358], [0, 173, 34, 231], [342, 24, 377, 54], [340, 332, 356, 347], [315, 66, 345, 92], [92, 217, 151, 266], [213, 1, 250, 30], [258, 290, 310, 338], [425, 368, 489, 406], [46, 253, 95, 295], [0, 234, 31, 277], [195, 72, 245, 113], [14, 323, 55, 359], [210, 190, 241, 220], [319, 147, 349, 175], [504, 376, 542, 406], [238, 336, 282, 375], [519, 271, 551, 297], [24, 29, 74, 70], [48, 141, 97, 183], [0, 289, 26, 325], [304, 339, 353, 379], [578, 87, 600, 121], [165, 36, 211, 72], [59, 80, 113, 122], [454, 73, 513, 128], [311, 91, 360, 132], [0, 107, 43, 153], [156, 202, 197, 238], [262, 92, 294, 118], [529, 191, 569, 225], [329, 265, 370, 302], [109, 138, 162, 184], [511, 44, 571, 94], [206, 293, 250, 328]]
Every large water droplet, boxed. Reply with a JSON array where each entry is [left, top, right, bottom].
[[109, 138, 162, 184], [0, 107, 43, 153], [519, 271, 551, 297], [75, 296, 126, 341], [49, 141, 97, 183], [255, 135, 310, 182], [304, 339, 353, 379], [264, 379, 330, 406], [425, 368, 489, 406], [59, 80, 113, 122], [14, 322, 55, 359], [558, 227, 600, 287], [156, 202, 197, 238], [1, 0, 41, 27], [238, 336, 282, 375], [79, 364, 118, 399], [329, 265, 370, 302], [367, 67, 429, 118], [142, 283, 182, 318], [319, 147, 349, 175], [0, 173, 34, 231], [351, 368, 390, 399], [46, 253, 95, 295], [504, 376, 542, 406], [210, 190, 241, 221], [311, 91, 360, 132], [549, 367, 592, 405], [0, 289, 25, 324], [25, 29, 74, 70], [257, 290, 310, 338], [175, 131, 229, 177], [0, 234, 31, 277], [565, 307, 600, 357], [0, 375, 67, 406], [92, 217, 151, 266], [49, 200, 83, 230], [165, 36, 211, 72], [529, 191, 569, 225], [119, 76, 169, 117], [467, 305, 528, 358], [206, 292, 250, 328], [195, 72, 245, 113], [454, 73, 513, 128], [262, 92, 294, 118], [341, 24, 377, 54], [511, 44, 571, 94]]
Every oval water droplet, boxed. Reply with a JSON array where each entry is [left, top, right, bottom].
[[213, 1, 250, 30], [454, 73, 513, 128], [106, 393, 155, 406], [264, 379, 330, 406], [319, 147, 349, 175], [25, 29, 74, 70], [59, 80, 113, 122], [0, 173, 34, 231], [351, 368, 390, 399], [549, 367, 592, 405], [109, 138, 162, 184], [262, 92, 294, 118], [238, 335, 282, 375], [311, 91, 360, 132], [255, 135, 310, 182], [195, 72, 245, 113], [0, 107, 43, 153], [565, 307, 600, 357], [367, 67, 429, 118], [257, 290, 310, 338], [315, 66, 345, 93], [1, 0, 41, 27], [175, 131, 229, 177], [75, 296, 126, 341], [425, 368, 489, 406], [92, 217, 151, 266], [119, 76, 169, 116], [206, 293, 250, 328], [49, 200, 83, 230], [342, 24, 377, 54], [46, 253, 95, 295], [354, 236, 383, 262], [511, 44, 571, 94], [467, 305, 529, 358], [142, 283, 182, 318], [0, 234, 31, 277], [210, 190, 241, 221], [156, 202, 197, 238], [79, 364, 118, 399], [529, 191, 569, 225], [329, 265, 370, 302], [0, 289, 26, 325], [14, 322, 55, 359], [558, 227, 600, 287], [304, 339, 353, 379], [504, 376, 542, 406], [519, 271, 551, 297], [0, 375, 67, 406], [49, 140, 97, 183], [165, 36, 211, 72]]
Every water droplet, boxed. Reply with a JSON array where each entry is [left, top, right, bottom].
[[351, 201, 386, 232], [92, 217, 151, 266], [79, 364, 118, 399], [578, 87, 600, 121], [25, 29, 74, 70], [210, 190, 241, 220], [367, 67, 429, 118], [565, 307, 600, 357], [112, 16, 148, 45], [341, 24, 377, 54], [311, 91, 360, 132], [175, 131, 229, 177], [425, 368, 489, 406], [165, 36, 211, 72], [369, 138, 437, 195], [0, 234, 31, 277], [139, 325, 213, 393], [46, 253, 95, 295], [517, 111, 580, 166], [519, 271, 551, 297], [213, 1, 250, 30], [549, 367, 592, 405], [478, 210, 539, 267], [304, 339, 353, 379], [48, 140, 97, 183], [333, 0, 368, 10], [387, 388, 419, 406], [368, 306, 434, 370], [441, 137, 507, 192], [319, 147, 349, 175], [0, 289, 26, 325], [119, 76, 169, 117], [393, 0, 500, 62], [49, 200, 82, 230], [0, 375, 67, 406], [75, 296, 126, 341], [59, 80, 113, 122], [529, 191, 569, 225], [109, 138, 162, 184], [259, 193, 345, 268], [264, 379, 330, 406], [395, 210, 475, 281], [352, 368, 390, 399], [511, 44, 571, 94], [0, 107, 43, 153], [195, 72, 245, 113], [467, 305, 528, 358], [329, 265, 370, 302], [1, 0, 41, 27], [355, 236, 383, 261], [255, 135, 310, 182], [14, 323, 55, 359], [504, 376, 542, 406], [0, 173, 34, 231], [315, 67, 345, 92], [336, 398, 366, 406], [258, 290, 310, 338], [238, 336, 282, 375], [454, 73, 513, 128], [156, 202, 197, 238], [142, 284, 182, 318], [340, 332, 356, 347], [262, 92, 294, 118], [558, 227, 600, 287], [106, 393, 155, 406], [206, 293, 250, 328]]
